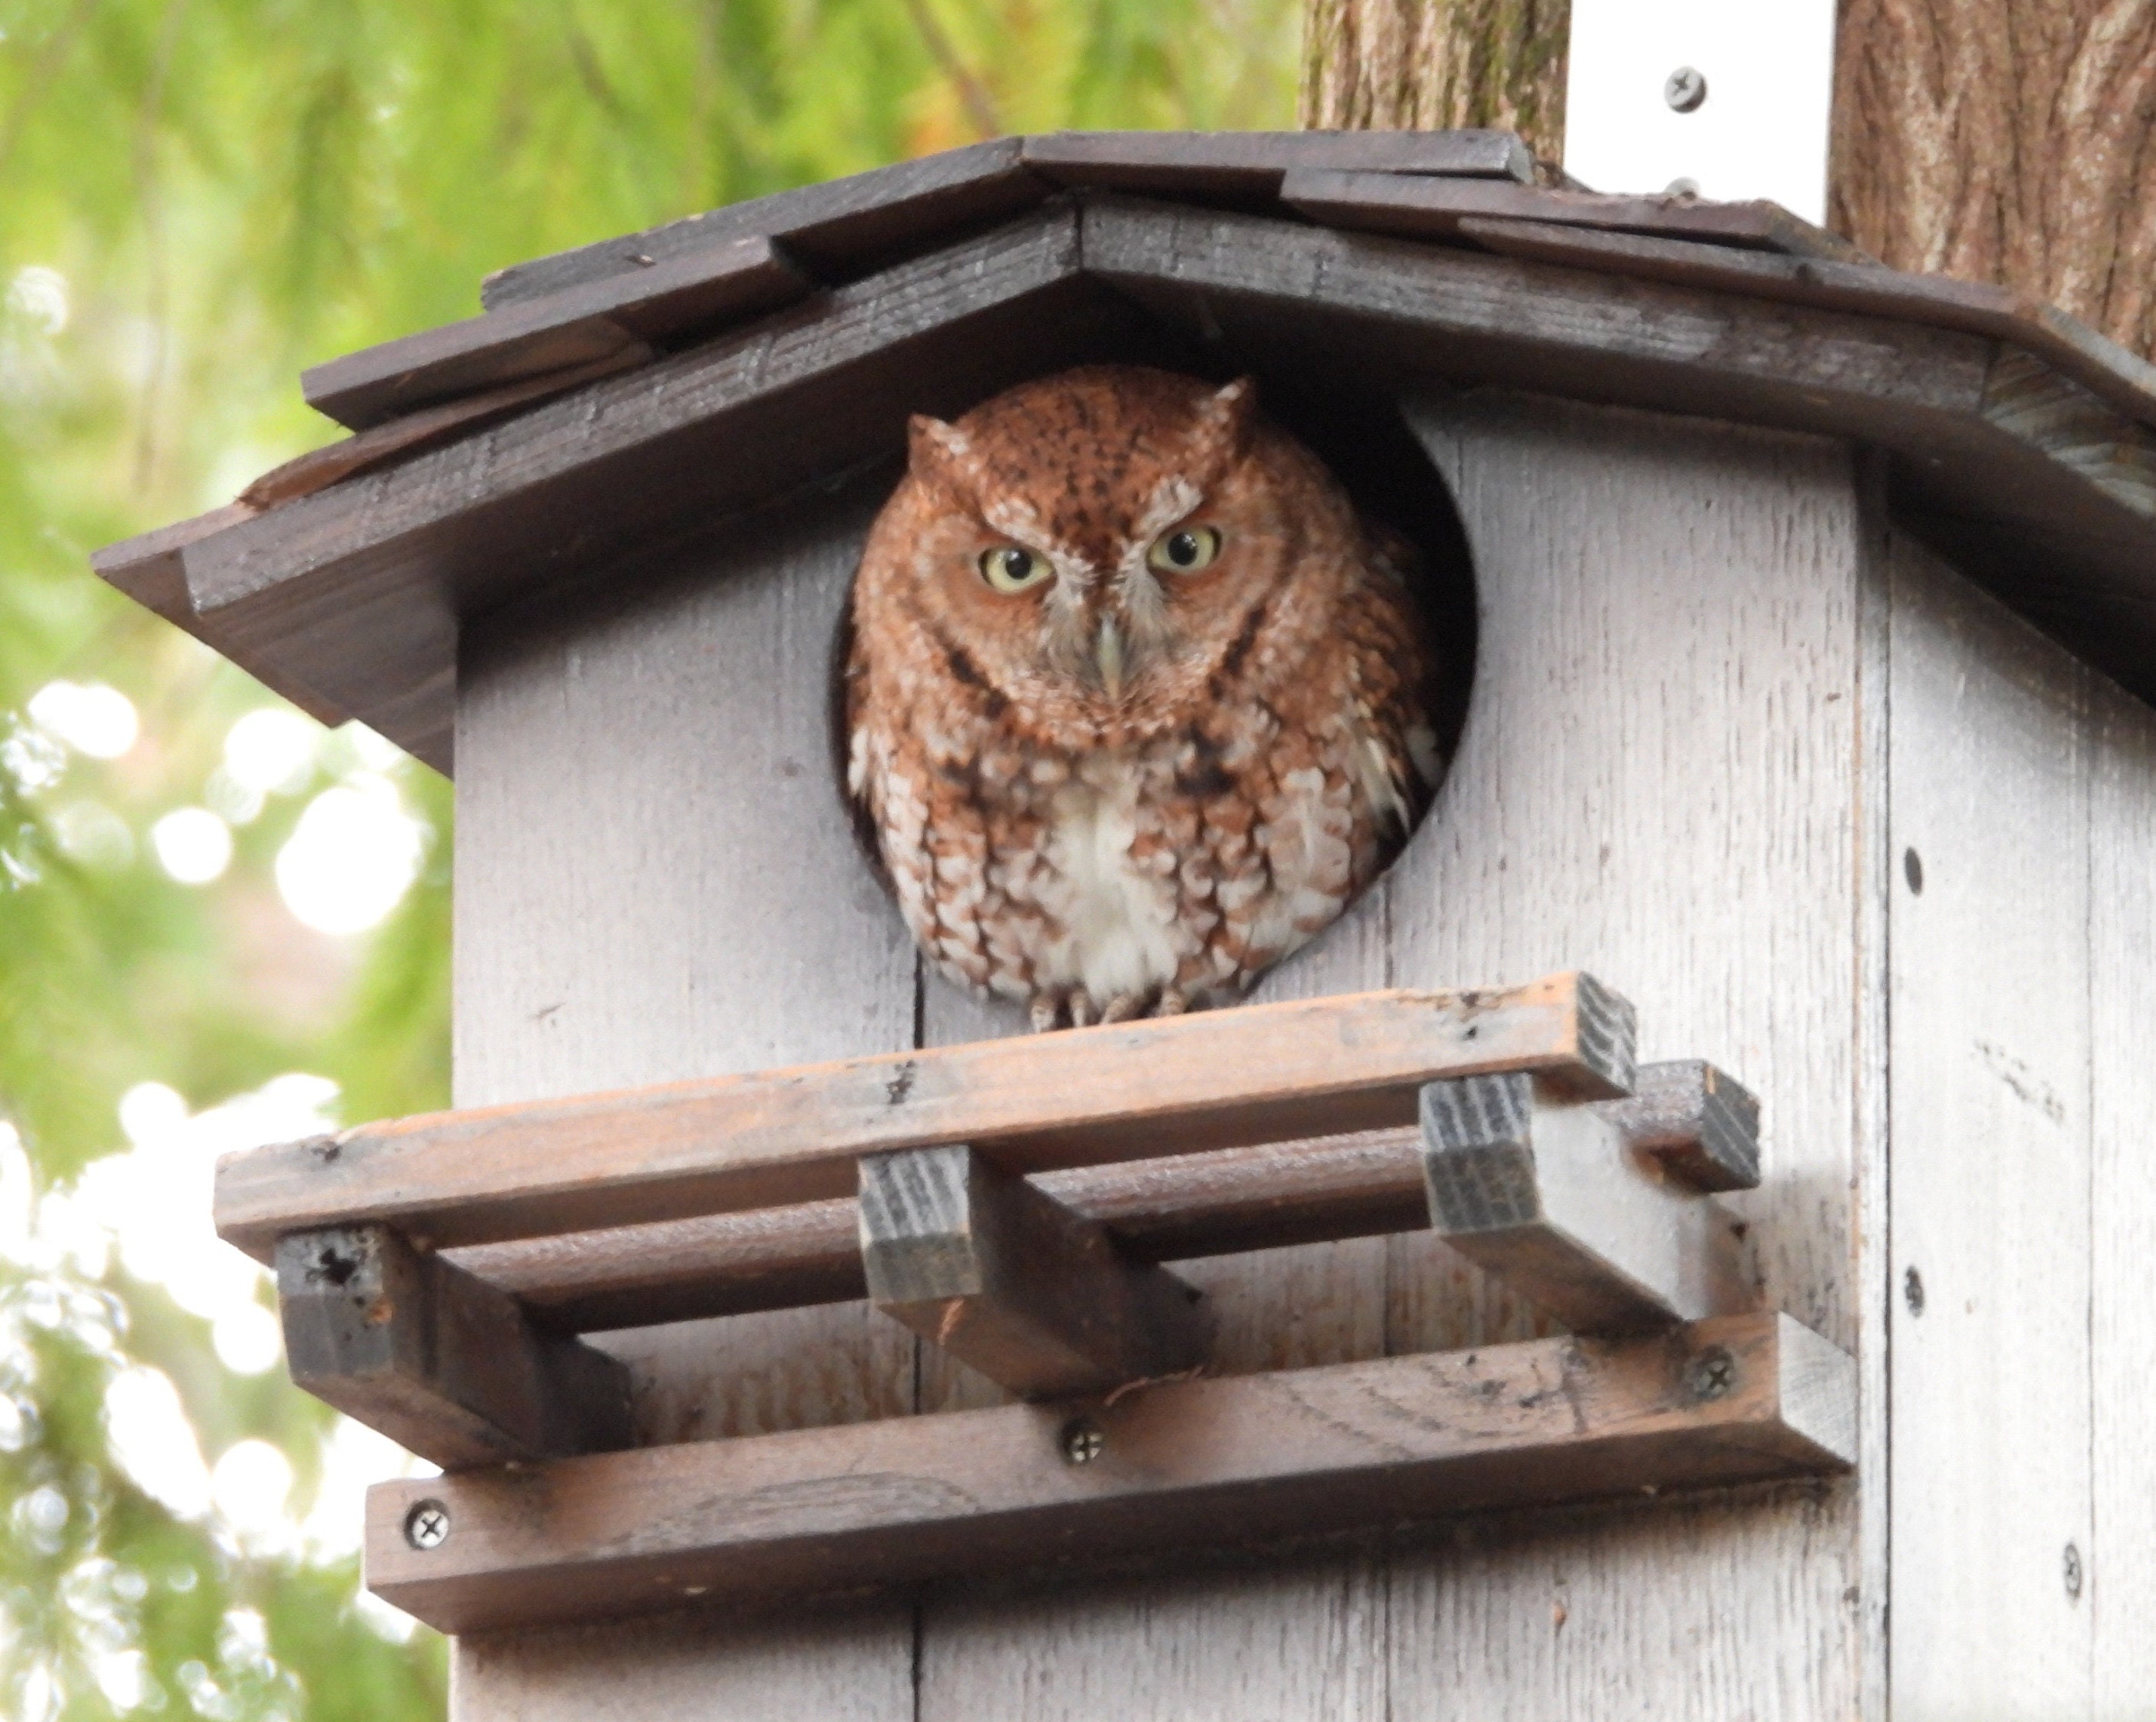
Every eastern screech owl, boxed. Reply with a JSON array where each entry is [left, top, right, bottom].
[[845, 364, 1444, 1031]]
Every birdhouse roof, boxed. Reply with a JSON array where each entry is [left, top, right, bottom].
[[94, 129, 2156, 774]]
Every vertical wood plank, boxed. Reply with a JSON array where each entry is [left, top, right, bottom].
[[1887, 535, 2093, 1717], [1851, 454, 1894, 1721], [2089, 671, 2156, 1714], [448, 472, 917, 1720], [1385, 394, 1865, 1720]]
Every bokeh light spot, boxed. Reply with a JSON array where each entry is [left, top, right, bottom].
[[152, 808, 233, 884], [28, 680, 138, 758]]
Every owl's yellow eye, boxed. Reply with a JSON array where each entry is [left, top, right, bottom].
[[978, 545, 1052, 594], [1148, 525, 1222, 574]]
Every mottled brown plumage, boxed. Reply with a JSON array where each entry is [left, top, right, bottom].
[[845, 365, 1443, 1028]]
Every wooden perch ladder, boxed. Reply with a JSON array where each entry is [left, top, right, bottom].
[[213, 971, 1852, 1632]]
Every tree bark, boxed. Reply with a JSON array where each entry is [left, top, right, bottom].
[[1829, 0, 2156, 357], [1298, 0, 1570, 165]]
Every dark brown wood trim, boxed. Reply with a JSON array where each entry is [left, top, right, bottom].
[[1281, 168, 1865, 259]]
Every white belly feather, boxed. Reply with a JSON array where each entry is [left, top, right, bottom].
[[1039, 771, 1184, 1005]]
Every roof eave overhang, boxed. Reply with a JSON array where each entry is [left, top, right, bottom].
[[95, 188, 2156, 775]]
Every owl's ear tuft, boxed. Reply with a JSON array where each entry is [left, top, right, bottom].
[[1190, 376, 1258, 473], [907, 415, 976, 496]]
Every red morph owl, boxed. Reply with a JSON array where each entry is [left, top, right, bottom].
[[845, 365, 1444, 1030]]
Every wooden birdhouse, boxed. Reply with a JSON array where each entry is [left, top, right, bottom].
[[96, 131, 2156, 1720]]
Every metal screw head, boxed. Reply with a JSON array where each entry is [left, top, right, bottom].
[[1684, 1345, 1738, 1401], [2064, 1542, 2084, 1600], [404, 1499, 451, 1550], [1664, 65, 1708, 113], [1061, 1419, 1106, 1465], [1904, 1266, 1926, 1316]]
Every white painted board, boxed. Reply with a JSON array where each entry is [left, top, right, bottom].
[[1564, 0, 1835, 219]]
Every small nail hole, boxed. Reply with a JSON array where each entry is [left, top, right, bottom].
[[1904, 848, 1924, 894]]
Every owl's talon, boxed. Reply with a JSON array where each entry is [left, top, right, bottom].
[[1067, 993, 1097, 1029], [1099, 991, 1145, 1024], [1155, 990, 1189, 1017], [1029, 998, 1063, 1034]]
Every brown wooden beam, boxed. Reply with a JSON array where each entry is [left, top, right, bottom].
[[276, 1224, 632, 1471], [860, 1144, 1208, 1399], [1420, 1074, 1754, 1334], [365, 1310, 1853, 1634], [215, 973, 1636, 1262]]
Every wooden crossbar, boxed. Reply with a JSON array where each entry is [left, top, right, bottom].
[[215, 972, 1634, 1261], [365, 1310, 1854, 1634]]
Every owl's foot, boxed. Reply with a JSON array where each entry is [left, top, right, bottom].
[[1098, 991, 1147, 1024], [1029, 997, 1062, 1034]]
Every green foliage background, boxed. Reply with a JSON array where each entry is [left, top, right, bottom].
[[0, 2, 1295, 1716]]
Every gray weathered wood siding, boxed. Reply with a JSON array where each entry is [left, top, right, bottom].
[[442, 384, 2156, 1719], [1887, 533, 2156, 1716]]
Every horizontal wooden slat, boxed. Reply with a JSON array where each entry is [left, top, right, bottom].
[[479, 131, 1533, 313], [1281, 168, 1864, 259], [1021, 128, 1532, 196], [305, 235, 811, 430], [453, 1055, 1741, 1334], [1443, 212, 2156, 431], [215, 973, 1634, 1262], [482, 137, 1045, 308], [365, 1310, 1854, 1634]]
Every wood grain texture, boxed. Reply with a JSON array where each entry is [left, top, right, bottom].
[[304, 236, 809, 431], [1383, 395, 1867, 1718], [1021, 127, 1531, 194], [215, 973, 1624, 1260], [481, 137, 1044, 307], [439, 1061, 1744, 1335], [1283, 168, 1864, 258], [1600, 1058, 1761, 1193], [369, 1311, 1854, 1635], [1419, 1076, 1756, 1334], [858, 1144, 1209, 1399], [275, 1224, 631, 1469], [1829, 0, 2156, 358], [1887, 535, 2093, 1715], [447, 471, 918, 1720], [1297, 0, 1569, 163], [2090, 667, 2156, 1713]]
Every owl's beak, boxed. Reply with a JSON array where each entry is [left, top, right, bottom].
[[1095, 617, 1127, 701]]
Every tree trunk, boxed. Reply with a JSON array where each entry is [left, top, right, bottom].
[[1298, 0, 1570, 165], [1300, 0, 2156, 358], [1829, 0, 2156, 357]]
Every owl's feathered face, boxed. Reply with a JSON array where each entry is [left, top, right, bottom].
[[864, 365, 1363, 749]]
